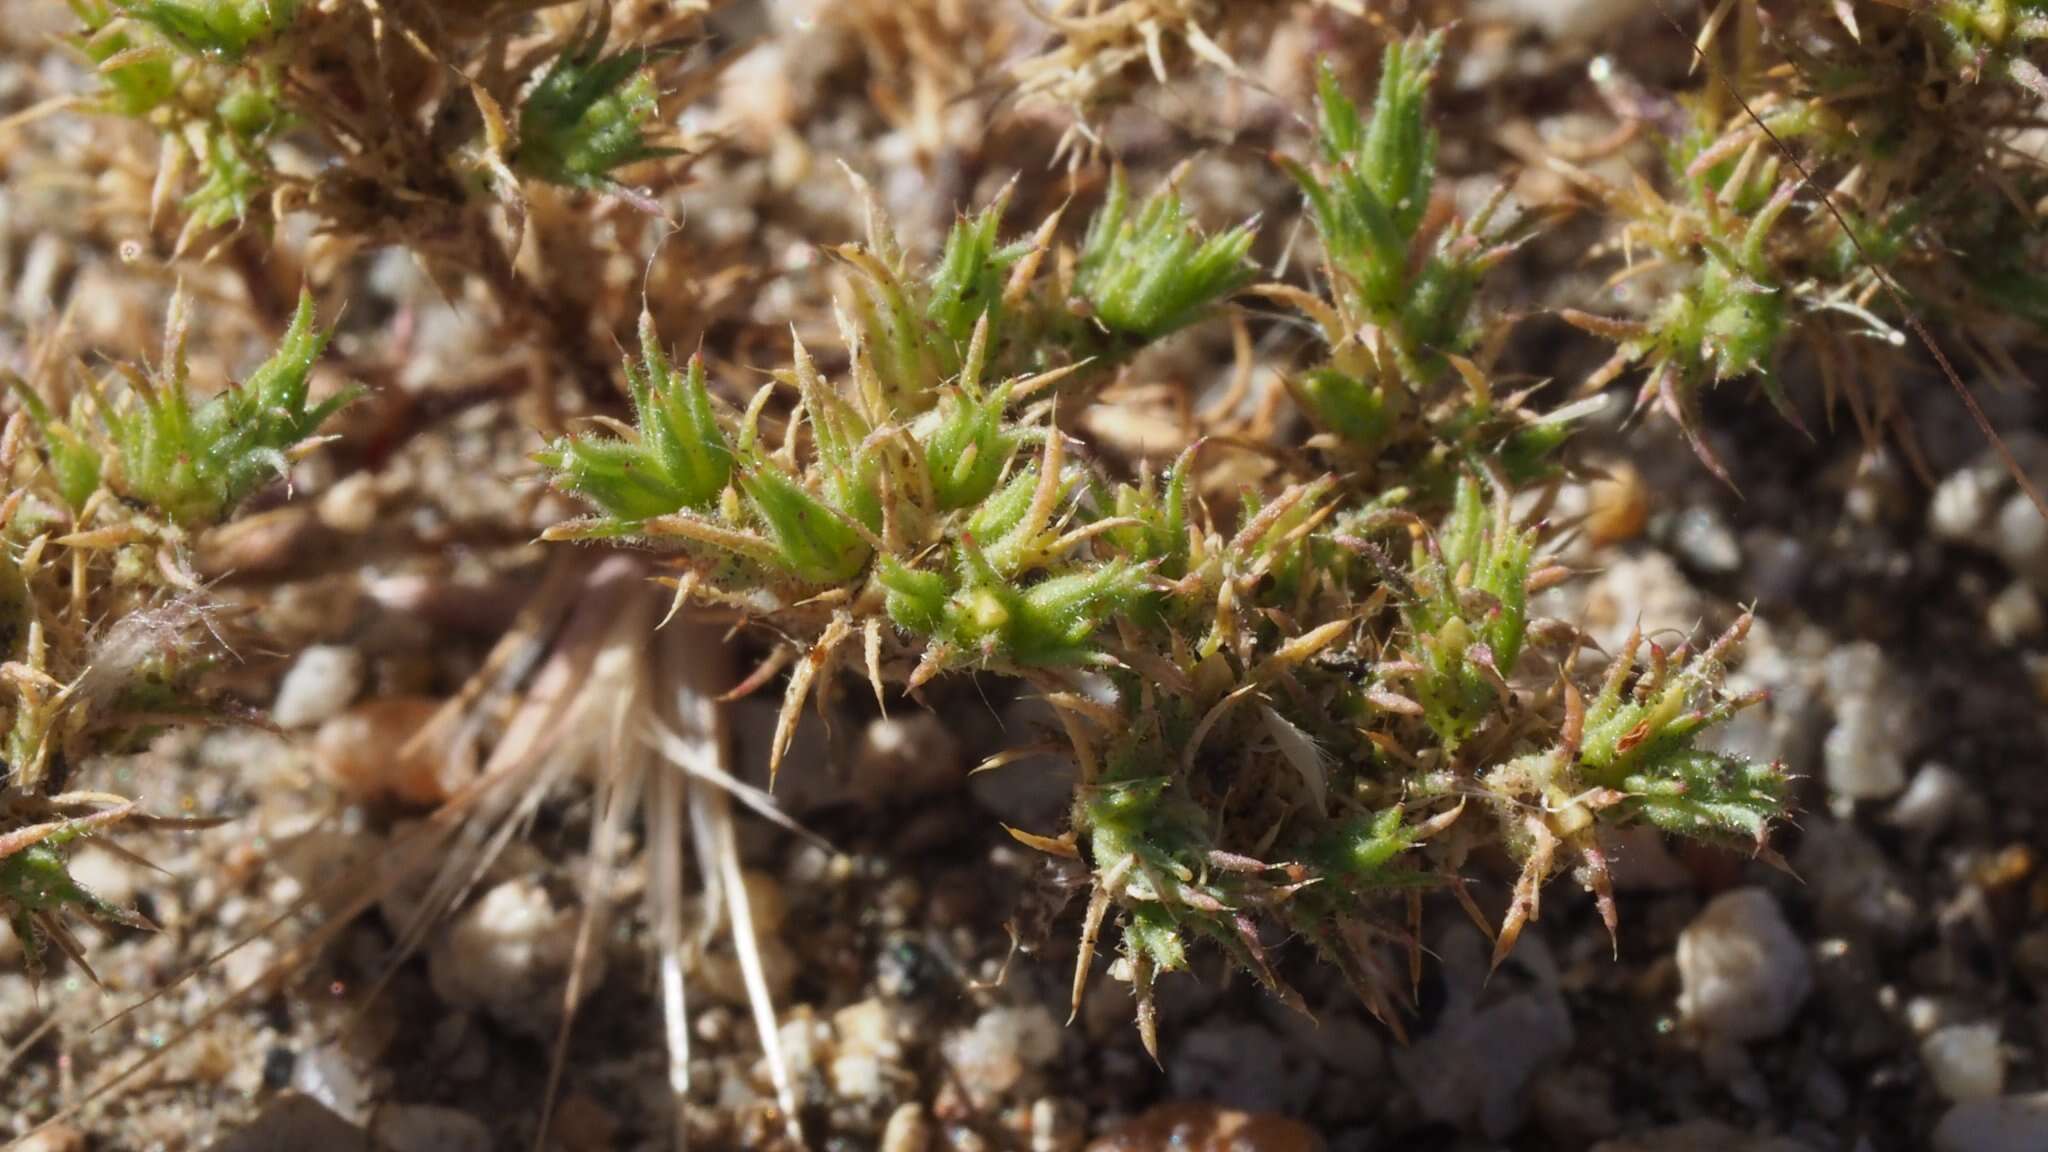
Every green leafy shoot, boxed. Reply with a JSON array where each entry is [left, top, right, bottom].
[[1075, 169, 1256, 342], [883, 542, 1147, 670], [6, 380, 104, 514], [181, 121, 268, 230], [114, 0, 299, 59], [1403, 471, 1538, 746], [1926, 0, 2048, 97], [538, 314, 732, 522], [1572, 615, 1784, 846], [926, 195, 1032, 353], [1, 810, 156, 983], [1286, 35, 1510, 369], [95, 290, 354, 527], [735, 463, 875, 586], [514, 25, 677, 191], [69, 1, 176, 116]]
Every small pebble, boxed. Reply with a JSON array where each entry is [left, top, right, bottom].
[[314, 696, 453, 805], [272, 645, 365, 729], [1172, 1021, 1319, 1115], [64, 844, 137, 907], [370, 1105, 492, 1152], [1931, 466, 2001, 545], [1578, 552, 1705, 653], [852, 712, 963, 799], [548, 1093, 619, 1152], [737, 868, 788, 933], [1478, 0, 1648, 40], [1795, 822, 1920, 938], [1922, 1023, 2005, 1103], [207, 1095, 370, 1152], [1743, 530, 1808, 605], [1676, 888, 1812, 1043], [776, 1007, 830, 1082], [1888, 763, 1975, 837], [1933, 1092, 2048, 1152], [831, 998, 903, 1100], [1985, 582, 2043, 646], [1928, 441, 2048, 593], [1670, 505, 1741, 574], [1993, 493, 2048, 589], [1031, 1097, 1086, 1152], [1822, 643, 1914, 802], [942, 1005, 1062, 1105], [290, 1043, 376, 1124], [1906, 996, 1953, 1037], [428, 878, 604, 1037], [316, 472, 380, 534], [1393, 928, 1572, 1138], [2014, 930, 2048, 990], [1584, 462, 1649, 545], [881, 1103, 933, 1152]]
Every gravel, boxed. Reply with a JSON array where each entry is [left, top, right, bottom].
[[1821, 642, 1917, 802], [1933, 1093, 2048, 1152], [941, 1004, 1064, 1109], [427, 878, 604, 1037], [1391, 927, 1574, 1139], [1929, 437, 2048, 591], [1922, 1023, 2007, 1104], [828, 997, 907, 1101], [369, 1105, 492, 1152], [1084, 1102, 1322, 1152], [1675, 888, 1813, 1044], [271, 645, 366, 730]]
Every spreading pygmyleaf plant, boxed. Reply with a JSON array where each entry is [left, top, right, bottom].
[[540, 66, 1791, 1052], [0, 291, 353, 977]]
